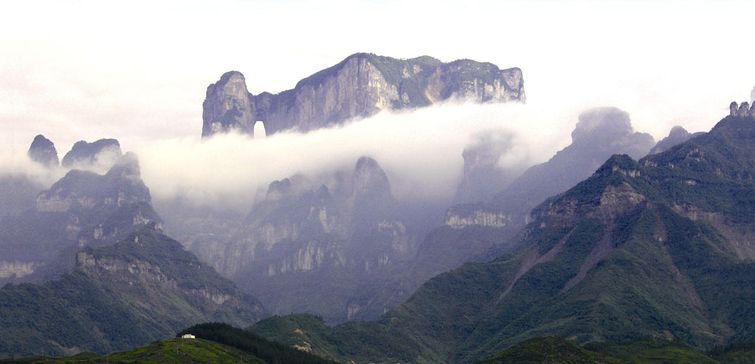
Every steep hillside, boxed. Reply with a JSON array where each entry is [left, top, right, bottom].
[[483, 336, 735, 364], [406, 107, 655, 295], [202, 53, 524, 136], [251, 111, 755, 363], [171, 157, 421, 323], [0, 230, 264, 358], [0, 153, 161, 283], [5, 323, 337, 364]]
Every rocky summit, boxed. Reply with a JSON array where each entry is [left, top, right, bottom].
[[27, 134, 59, 167], [202, 53, 525, 137], [170, 156, 418, 323], [61, 138, 122, 171], [0, 152, 161, 283], [649, 126, 703, 155], [251, 107, 755, 363], [0, 229, 264, 358]]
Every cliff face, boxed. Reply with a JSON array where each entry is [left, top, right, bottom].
[[0, 230, 264, 358], [0, 153, 161, 283], [61, 138, 122, 172], [173, 157, 418, 323], [402, 107, 656, 295], [251, 109, 755, 363], [27, 134, 59, 167], [202, 53, 525, 137]]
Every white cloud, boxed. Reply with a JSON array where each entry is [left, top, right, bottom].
[[133, 101, 572, 209], [1, 0, 754, 211]]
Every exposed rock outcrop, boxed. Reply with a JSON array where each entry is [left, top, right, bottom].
[[0, 152, 161, 282], [61, 138, 122, 171], [202, 71, 256, 137], [406, 107, 655, 298], [729, 101, 755, 118], [250, 109, 755, 363], [738, 101, 750, 117], [489, 107, 654, 224], [27, 134, 59, 167], [202, 53, 525, 137], [0, 230, 264, 357], [445, 205, 512, 229], [172, 156, 417, 323]]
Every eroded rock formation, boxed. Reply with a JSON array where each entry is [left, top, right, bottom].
[[202, 53, 525, 137], [27, 134, 59, 167]]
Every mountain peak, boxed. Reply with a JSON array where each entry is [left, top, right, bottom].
[[27, 134, 59, 167], [649, 125, 702, 155], [729, 100, 755, 117], [571, 107, 633, 144], [203, 53, 524, 137], [202, 70, 254, 137], [105, 152, 141, 178], [61, 138, 122, 170], [352, 156, 391, 198]]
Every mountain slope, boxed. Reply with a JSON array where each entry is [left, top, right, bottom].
[[251, 111, 755, 363], [6, 323, 337, 364], [172, 157, 420, 323], [0, 229, 264, 358], [0, 153, 161, 283], [202, 53, 524, 137], [404, 107, 655, 298], [483, 336, 732, 364]]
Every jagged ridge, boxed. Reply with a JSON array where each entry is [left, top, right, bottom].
[[202, 53, 524, 137]]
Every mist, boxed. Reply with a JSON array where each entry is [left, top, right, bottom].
[[0, 93, 722, 213], [134, 101, 575, 210]]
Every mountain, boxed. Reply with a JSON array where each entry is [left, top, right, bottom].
[[6, 323, 337, 364], [250, 107, 755, 363], [482, 336, 742, 364], [202, 53, 525, 137], [9, 338, 264, 364], [0, 135, 58, 218], [455, 131, 522, 204], [61, 138, 122, 171], [406, 107, 655, 292], [0, 229, 264, 359], [0, 152, 161, 283], [27, 134, 59, 167], [0, 175, 44, 219], [649, 126, 703, 155], [168, 157, 421, 323]]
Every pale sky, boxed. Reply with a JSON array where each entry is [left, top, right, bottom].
[[2, 0, 754, 155]]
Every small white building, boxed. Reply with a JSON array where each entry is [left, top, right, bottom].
[[182, 334, 196, 339]]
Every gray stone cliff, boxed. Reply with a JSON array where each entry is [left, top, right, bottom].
[[202, 53, 525, 137], [28, 134, 59, 167]]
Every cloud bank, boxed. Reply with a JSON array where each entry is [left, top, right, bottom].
[[133, 101, 575, 210]]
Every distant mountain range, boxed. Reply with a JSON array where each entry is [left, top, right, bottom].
[[2, 53, 753, 363], [202, 53, 525, 137], [0, 139, 265, 358], [0, 229, 264, 357], [251, 109, 755, 363]]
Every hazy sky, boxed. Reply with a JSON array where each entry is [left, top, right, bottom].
[[2, 0, 754, 154]]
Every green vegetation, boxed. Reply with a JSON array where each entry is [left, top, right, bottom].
[[0, 230, 262, 358], [3, 338, 261, 363], [2, 323, 336, 364], [177, 323, 336, 364], [251, 115, 755, 362], [482, 336, 614, 363], [483, 336, 745, 363]]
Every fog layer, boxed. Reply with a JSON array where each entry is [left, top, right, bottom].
[[134, 102, 574, 210]]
